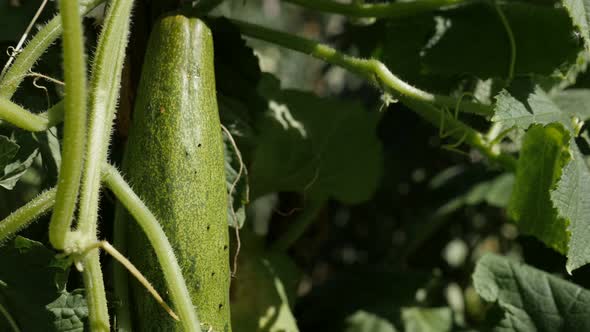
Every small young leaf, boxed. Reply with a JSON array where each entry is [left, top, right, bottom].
[[508, 123, 571, 253], [473, 254, 590, 331]]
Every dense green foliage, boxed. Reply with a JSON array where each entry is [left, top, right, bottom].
[[2, 0, 590, 331]]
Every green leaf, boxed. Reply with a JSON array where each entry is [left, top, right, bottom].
[[462, 173, 515, 208], [250, 75, 382, 203], [492, 87, 577, 132], [46, 290, 88, 332], [230, 233, 300, 332], [551, 143, 590, 273], [553, 88, 590, 120], [401, 307, 452, 332], [344, 311, 398, 332], [0, 135, 18, 169], [0, 148, 37, 189], [0, 236, 82, 332], [562, 0, 590, 51], [223, 130, 249, 229], [508, 123, 571, 253], [473, 254, 590, 331], [422, 2, 583, 79]]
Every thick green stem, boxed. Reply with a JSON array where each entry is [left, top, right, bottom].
[[233, 19, 518, 170], [272, 199, 325, 252], [0, 188, 56, 244], [102, 164, 201, 331], [48, 0, 88, 250], [232, 19, 492, 116], [0, 0, 105, 98], [76, 0, 134, 239], [82, 250, 110, 332], [282, 0, 470, 18], [0, 99, 63, 132]]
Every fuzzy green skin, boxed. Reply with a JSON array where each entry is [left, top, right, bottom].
[[121, 15, 231, 332]]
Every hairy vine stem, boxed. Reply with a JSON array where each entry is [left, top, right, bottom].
[[232, 19, 517, 171], [72, 0, 135, 328], [232, 19, 491, 116], [0, 0, 105, 98], [0, 188, 56, 244], [282, 0, 470, 18], [82, 251, 110, 332], [48, 0, 89, 250], [102, 164, 202, 331], [0, 98, 63, 132], [76, 0, 134, 243]]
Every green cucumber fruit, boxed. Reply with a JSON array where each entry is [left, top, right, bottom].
[[118, 14, 231, 331]]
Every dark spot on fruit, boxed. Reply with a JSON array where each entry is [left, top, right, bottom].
[[206, 224, 210, 231], [198, 143, 202, 148], [218, 303, 223, 310], [223, 245, 228, 251], [211, 271, 215, 276]]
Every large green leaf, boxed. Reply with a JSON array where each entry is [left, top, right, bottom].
[[0, 236, 85, 332], [422, 2, 583, 79], [230, 233, 300, 332], [250, 75, 382, 203], [551, 143, 590, 273], [473, 254, 590, 331], [492, 87, 578, 132], [552, 89, 590, 120], [508, 123, 571, 253]]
